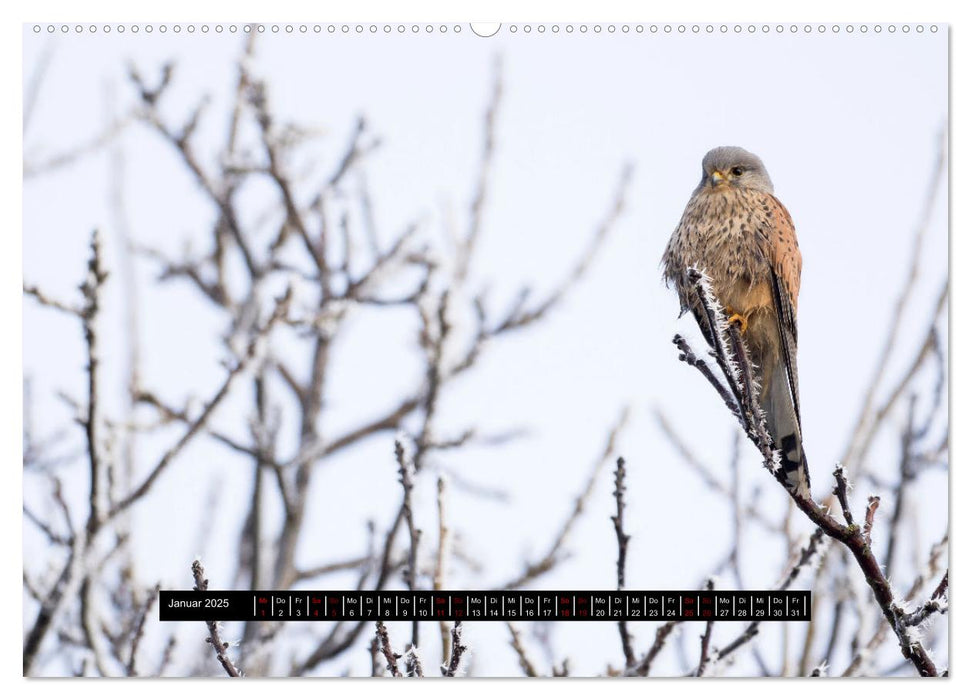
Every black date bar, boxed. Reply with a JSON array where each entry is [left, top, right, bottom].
[[159, 590, 810, 622]]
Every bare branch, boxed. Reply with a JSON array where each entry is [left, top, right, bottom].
[[107, 288, 292, 523], [23, 283, 81, 316], [191, 560, 241, 677], [632, 620, 678, 676], [842, 131, 947, 468], [506, 623, 538, 677], [395, 439, 422, 666], [610, 457, 636, 669], [674, 270, 941, 676], [696, 579, 716, 677], [442, 621, 467, 677], [500, 406, 629, 589], [375, 621, 402, 677]]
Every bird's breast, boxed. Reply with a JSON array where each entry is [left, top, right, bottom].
[[676, 189, 772, 284]]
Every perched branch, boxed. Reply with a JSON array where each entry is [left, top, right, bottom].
[[843, 533, 948, 676], [674, 270, 941, 677]]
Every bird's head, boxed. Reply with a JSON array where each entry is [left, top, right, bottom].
[[699, 146, 774, 194]]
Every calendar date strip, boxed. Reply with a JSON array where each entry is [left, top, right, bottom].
[[159, 589, 810, 622]]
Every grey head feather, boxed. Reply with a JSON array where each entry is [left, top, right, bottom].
[[698, 146, 774, 194]]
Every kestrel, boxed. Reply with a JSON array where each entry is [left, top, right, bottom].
[[662, 146, 810, 497]]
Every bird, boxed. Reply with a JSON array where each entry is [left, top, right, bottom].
[[661, 146, 810, 498]]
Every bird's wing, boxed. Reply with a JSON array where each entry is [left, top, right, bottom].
[[764, 193, 803, 424]]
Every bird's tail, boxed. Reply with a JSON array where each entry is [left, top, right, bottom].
[[760, 357, 811, 499]]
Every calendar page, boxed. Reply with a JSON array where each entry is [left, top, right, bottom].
[[22, 20, 948, 679]]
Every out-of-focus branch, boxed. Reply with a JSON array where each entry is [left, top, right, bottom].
[[500, 406, 629, 589], [23, 283, 81, 316], [394, 440, 422, 662], [847, 286, 947, 473], [842, 130, 947, 470], [454, 56, 502, 284], [129, 63, 259, 279], [81, 231, 109, 536], [435, 476, 450, 666], [107, 287, 292, 523], [631, 620, 678, 676], [488, 164, 634, 336], [506, 623, 539, 677], [707, 529, 824, 672], [292, 556, 371, 583], [695, 579, 716, 677], [24, 114, 135, 177], [23, 42, 54, 135]]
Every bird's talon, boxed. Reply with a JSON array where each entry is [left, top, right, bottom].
[[727, 313, 748, 333]]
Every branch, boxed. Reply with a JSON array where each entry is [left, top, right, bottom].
[[81, 231, 109, 536], [191, 560, 241, 677], [705, 529, 824, 673], [435, 476, 450, 666], [394, 440, 422, 660], [696, 579, 716, 677], [507, 623, 538, 677], [500, 406, 629, 589], [841, 131, 947, 468], [23, 283, 81, 316], [610, 457, 635, 669], [632, 620, 678, 676], [106, 287, 292, 523], [673, 271, 941, 676], [442, 621, 467, 677], [375, 621, 402, 677], [843, 533, 948, 676]]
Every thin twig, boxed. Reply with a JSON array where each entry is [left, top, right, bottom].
[[501, 407, 629, 589], [610, 457, 636, 669], [507, 623, 538, 677], [863, 496, 880, 547], [191, 560, 241, 677], [435, 476, 450, 666], [632, 620, 678, 676], [696, 579, 716, 677]]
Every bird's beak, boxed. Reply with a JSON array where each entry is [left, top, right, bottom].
[[710, 170, 726, 186]]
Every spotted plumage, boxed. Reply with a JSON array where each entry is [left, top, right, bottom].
[[662, 146, 810, 497]]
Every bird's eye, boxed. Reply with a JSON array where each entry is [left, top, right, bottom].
[[731, 166, 744, 177]]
